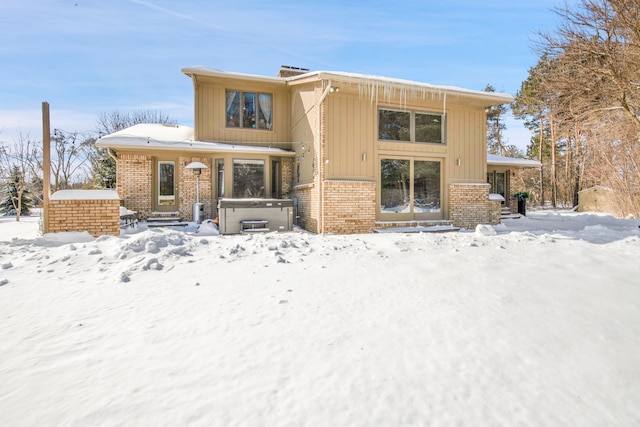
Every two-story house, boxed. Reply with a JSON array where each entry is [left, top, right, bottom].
[[97, 65, 519, 233]]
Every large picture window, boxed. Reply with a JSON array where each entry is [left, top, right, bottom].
[[380, 158, 441, 216], [233, 159, 265, 198], [378, 108, 444, 144], [226, 90, 273, 130]]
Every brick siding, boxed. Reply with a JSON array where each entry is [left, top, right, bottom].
[[178, 157, 213, 220], [116, 154, 152, 219], [293, 183, 317, 233], [489, 199, 502, 224], [322, 181, 376, 234], [448, 183, 499, 230], [48, 199, 120, 237], [282, 158, 294, 197]]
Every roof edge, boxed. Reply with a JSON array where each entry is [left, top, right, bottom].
[[287, 71, 514, 103], [181, 66, 514, 104], [182, 66, 286, 85]]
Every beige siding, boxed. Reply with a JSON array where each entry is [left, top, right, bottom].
[[194, 77, 291, 146], [447, 108, 486, 183], [323, 91, 487, 184], [325, 94, 376, 180], [290, 84, 318, 185]]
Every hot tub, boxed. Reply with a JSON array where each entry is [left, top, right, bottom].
[[217, 198, 294, 234]]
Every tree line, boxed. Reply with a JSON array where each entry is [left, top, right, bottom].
[[0, 110, 174, 220], [510, 0, 639, 216]]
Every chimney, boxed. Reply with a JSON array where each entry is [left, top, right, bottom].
[[277, 65, 310, 78]]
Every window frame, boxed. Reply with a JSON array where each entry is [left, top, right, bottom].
[[232, 158, 266, 198], [379, 157, 443, 220], [225, 90, 273, 131], [157, 160, 175, 205], [377, 107, 445, 144]]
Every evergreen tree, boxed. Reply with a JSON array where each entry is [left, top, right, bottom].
[[484, 84, 508, 156], [1, 165, 33, 216]]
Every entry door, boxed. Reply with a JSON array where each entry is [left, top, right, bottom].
[[155, 160, 177, 212], [487, 170, 509, 206]]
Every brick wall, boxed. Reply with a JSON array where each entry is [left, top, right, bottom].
[[48, 199, 120, 237], [178, 157, 213, 220], [282, 158, 294, 197], [449, 183, 494, 230], [293, 183, 317, 233], [322, 181, 376, 234], [117, 154, 152, 219], [489, 200, 502, 225]]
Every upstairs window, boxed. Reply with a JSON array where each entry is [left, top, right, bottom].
[[226, 90, 273, 130], [378, 108, 444, 144]]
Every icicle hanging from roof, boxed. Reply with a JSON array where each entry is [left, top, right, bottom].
[[352, 77, 450, 111]]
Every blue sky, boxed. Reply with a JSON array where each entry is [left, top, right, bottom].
[[0, 0, 573, 151]]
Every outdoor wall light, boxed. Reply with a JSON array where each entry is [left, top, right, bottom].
[[456, 158, 461, 166]]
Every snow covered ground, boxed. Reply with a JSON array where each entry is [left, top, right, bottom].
[[1, 211, 639, 426]]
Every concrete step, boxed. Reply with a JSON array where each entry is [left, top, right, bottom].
[[501, 213, 522, 219], [146, 213, 188, 227], [147, 216, 182, 222], [148, 221, 189, 227]]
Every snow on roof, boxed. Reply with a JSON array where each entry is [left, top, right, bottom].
[[487, 154, 541, 168], [578, 186, 614, 193], [291, 70, 514, 104], [181, 66, 513, 105], [96, 124, 295, 156], [51, 190, 120, 201]]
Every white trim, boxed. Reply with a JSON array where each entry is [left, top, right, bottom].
[[487, 153, 541, 168], [96, 124, 295, 157]]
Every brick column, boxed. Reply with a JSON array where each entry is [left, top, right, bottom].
[[448, 183, 492, 230]]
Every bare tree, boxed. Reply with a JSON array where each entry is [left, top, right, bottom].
[[49, 129, 94, 191], [0, 134, 39, 221], [514, 0, 640, 215], [89, 110, 176, 188]]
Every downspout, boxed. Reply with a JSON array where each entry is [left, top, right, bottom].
[[191, 75, 198, 141], [317, 81, 333, 233]]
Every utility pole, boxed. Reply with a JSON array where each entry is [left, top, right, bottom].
[[42, 102, 50, 233]]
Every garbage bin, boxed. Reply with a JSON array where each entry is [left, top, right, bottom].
[[517, 199, 527, 216], [192, 202, 204, 224]]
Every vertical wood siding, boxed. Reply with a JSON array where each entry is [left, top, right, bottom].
[[194, 79, 291, 145], [324, 92, 487, 183]]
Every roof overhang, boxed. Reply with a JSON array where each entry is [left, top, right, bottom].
[[181, 66, 514, 106], [95, 123, 295, 156], [487, 153, 541, 168], [288, 71, 514, 106], [182, 66, 287, 86]]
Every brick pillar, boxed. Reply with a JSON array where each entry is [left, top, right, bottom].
[[448, 183, 491, 230]]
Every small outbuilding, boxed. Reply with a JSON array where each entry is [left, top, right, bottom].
[[577, 186, 623, 217]]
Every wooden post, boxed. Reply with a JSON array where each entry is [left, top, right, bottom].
[[42, 102, 51, 234]]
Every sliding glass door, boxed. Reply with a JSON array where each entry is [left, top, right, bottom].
[[380, 158, 441, 220]]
